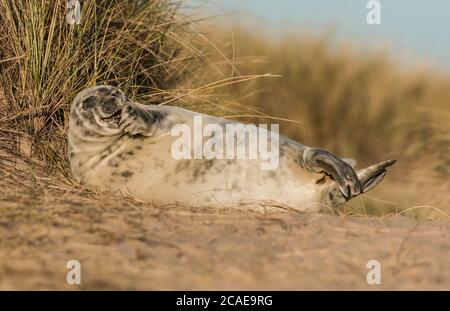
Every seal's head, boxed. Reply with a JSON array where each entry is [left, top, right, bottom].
[[71, 85, 130, 135], [69, 85, 135, 181]]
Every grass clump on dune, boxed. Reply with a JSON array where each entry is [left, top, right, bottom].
[[0, 0, 241, 173]]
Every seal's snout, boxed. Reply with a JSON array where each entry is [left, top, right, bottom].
[[98, 91, 125, 116]]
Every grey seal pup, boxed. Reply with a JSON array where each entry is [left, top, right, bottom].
[[68, 85, 395, 212]]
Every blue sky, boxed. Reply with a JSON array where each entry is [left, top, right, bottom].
[[198, 0, 450, 71]]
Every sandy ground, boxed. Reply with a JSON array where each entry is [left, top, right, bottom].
[[0, 151, 449, 290]]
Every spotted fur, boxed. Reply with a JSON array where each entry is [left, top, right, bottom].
[[68, 85, 396, 212]]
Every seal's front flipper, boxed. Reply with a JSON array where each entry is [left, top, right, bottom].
[[119, 101, 167, 136], [324, 159, 396, 208]]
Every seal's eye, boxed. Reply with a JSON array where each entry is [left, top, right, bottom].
[[101, 109, 122, 124]]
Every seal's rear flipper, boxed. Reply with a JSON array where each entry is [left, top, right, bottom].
[[324, 159, 396, 208], [358, 159, 396, 193]]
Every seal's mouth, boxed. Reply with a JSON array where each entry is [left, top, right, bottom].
[[101, 109, 122, 124]]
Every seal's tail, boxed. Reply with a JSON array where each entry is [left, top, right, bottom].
[[325, 159, 396, 208]]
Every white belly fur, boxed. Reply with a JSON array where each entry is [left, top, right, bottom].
[[81, 134, 324, 212], [74, 109, 326, 212]]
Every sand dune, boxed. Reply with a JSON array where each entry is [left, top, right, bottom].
[[1, 154, 448, 290]]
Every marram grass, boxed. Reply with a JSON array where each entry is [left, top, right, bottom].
[[0, 0, 247, 172]]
